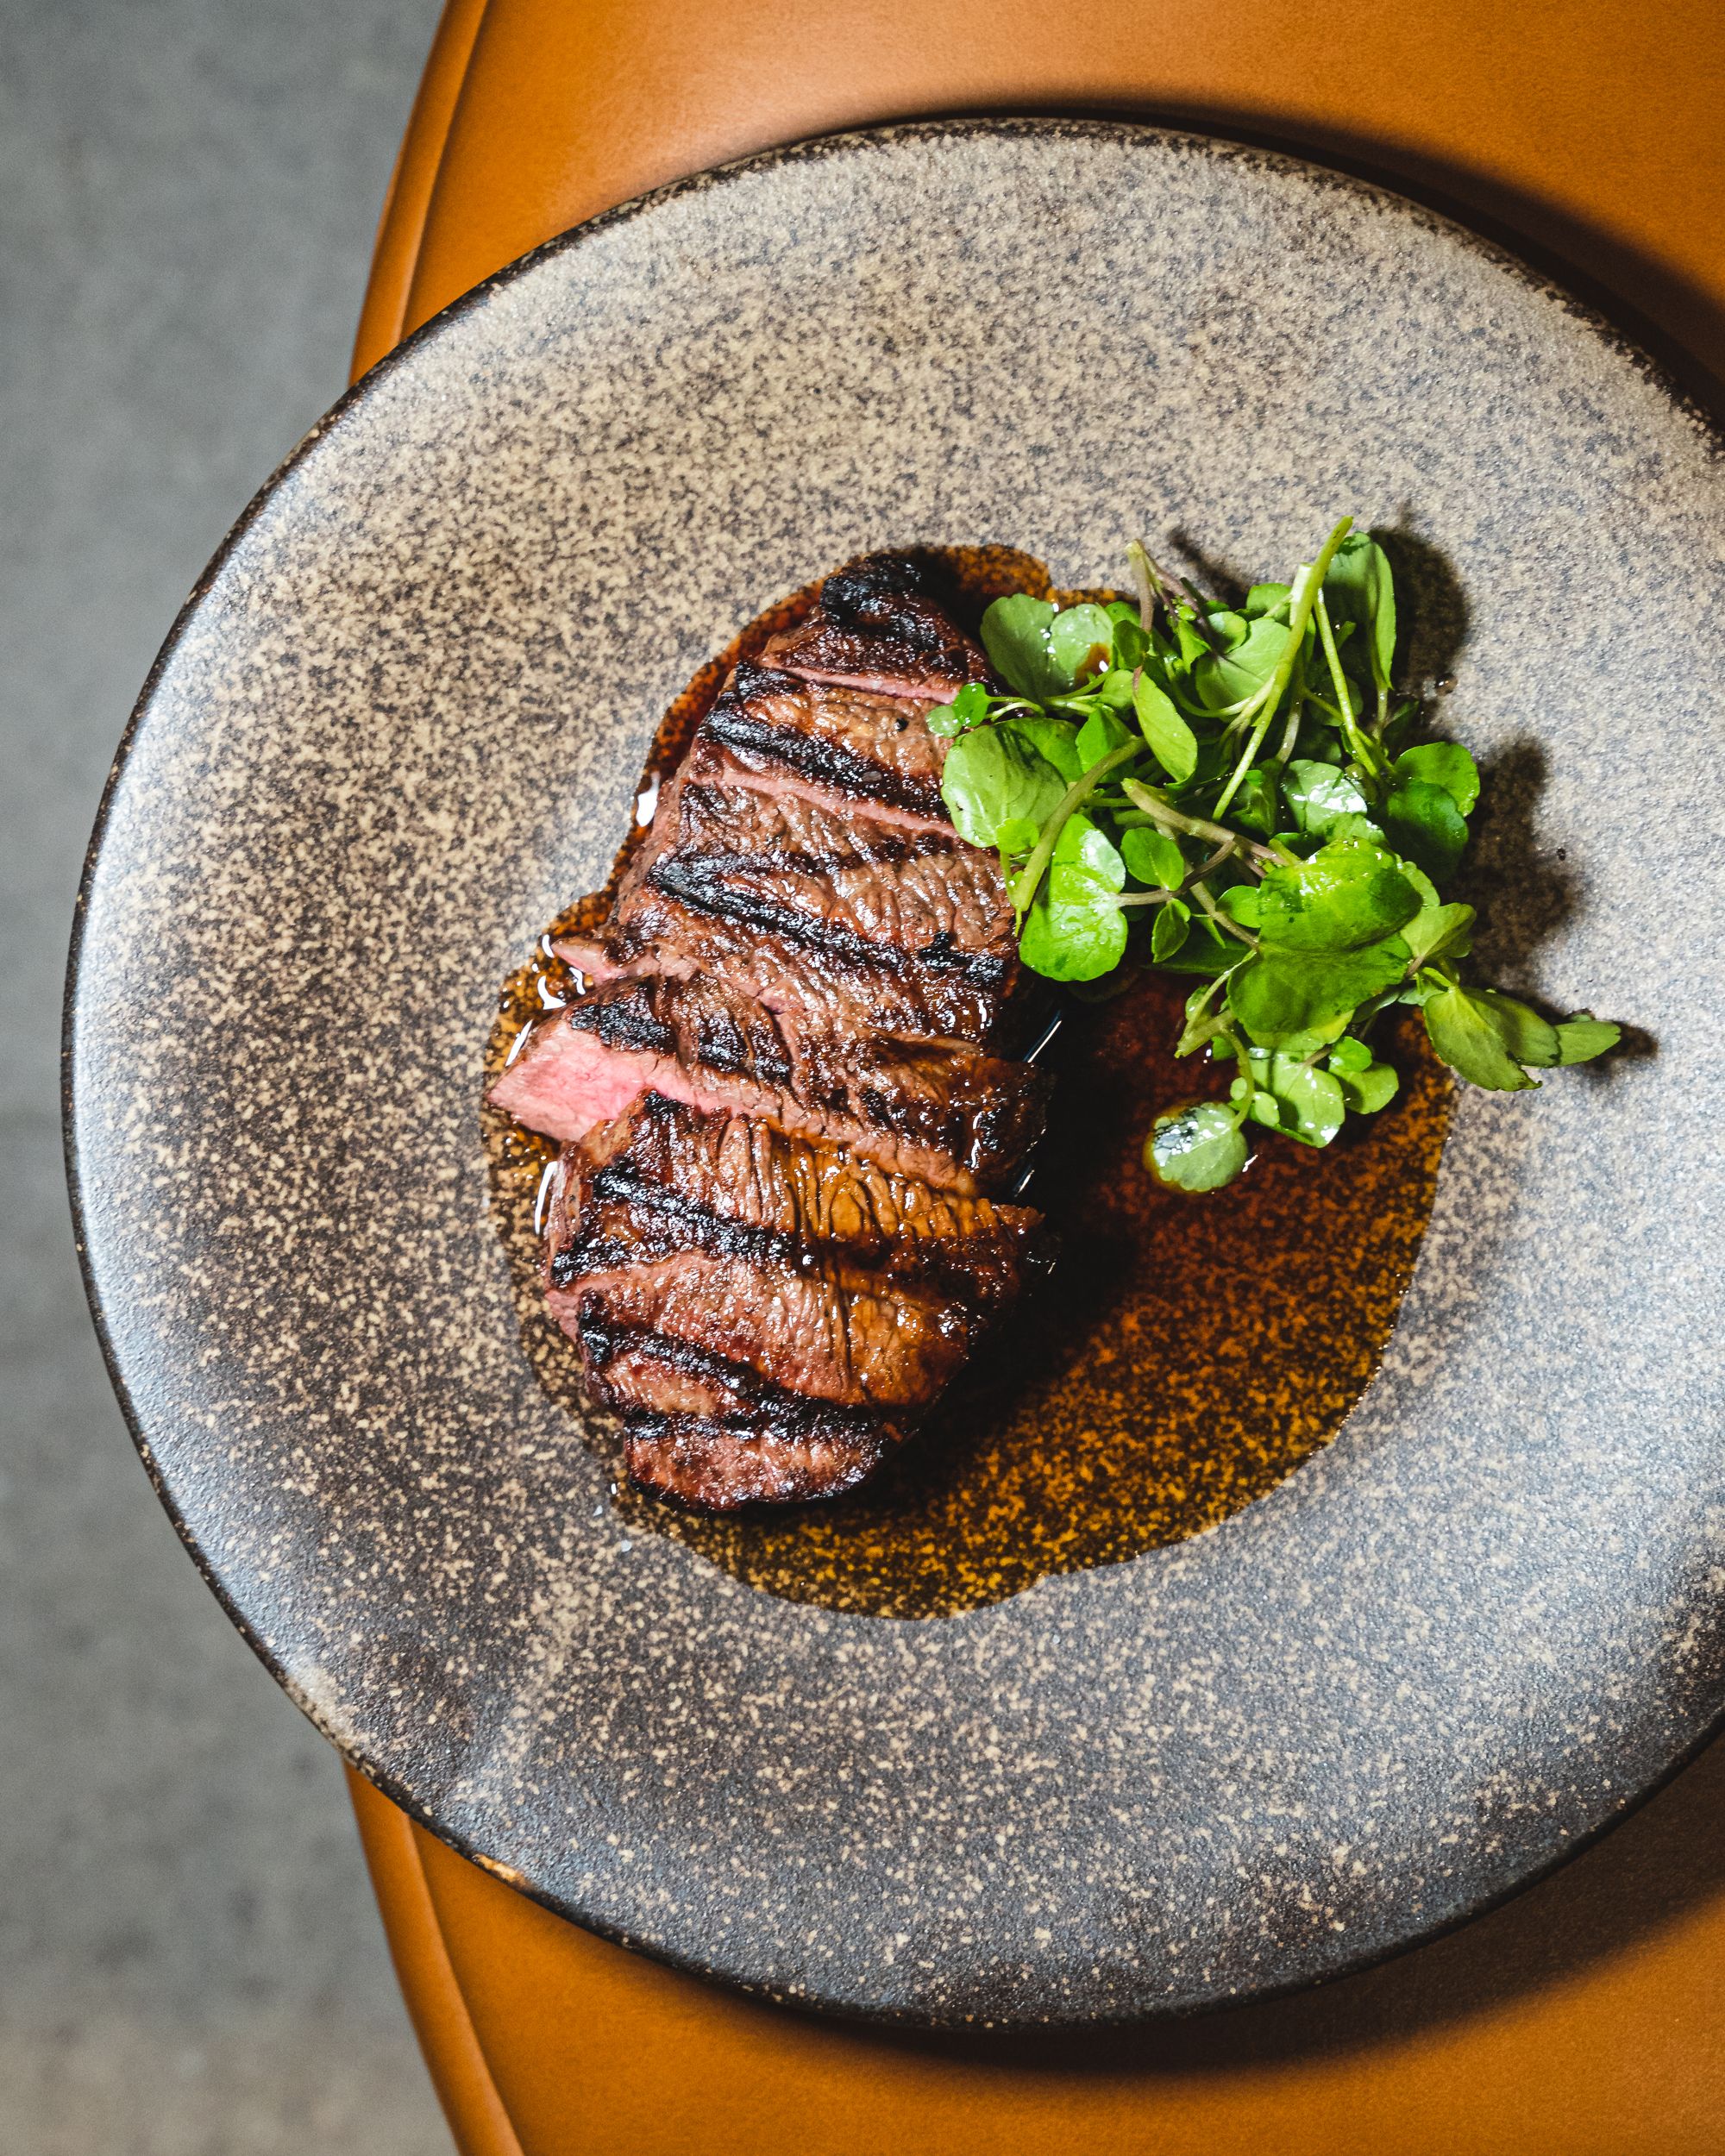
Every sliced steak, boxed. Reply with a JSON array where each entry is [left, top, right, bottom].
[[623, 1406, 897, 1510], [487, 972, 1050, 1193], [603, 798, 1018, 1043], [492, 552, 1051, 1509], [686, 661, 950, 828], [557, 1244, 974, 1411], [762, 553, 991, 701], [562, 1093, 1040, 1312]]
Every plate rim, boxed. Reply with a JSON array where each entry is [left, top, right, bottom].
[[62, 112, 1725, 2030]]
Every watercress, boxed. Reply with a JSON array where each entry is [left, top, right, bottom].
[[931, 517, 1621, 1192]]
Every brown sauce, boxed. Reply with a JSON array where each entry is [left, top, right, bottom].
[[483, 550, 1452, 1620]]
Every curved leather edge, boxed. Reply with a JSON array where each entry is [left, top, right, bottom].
[[348, 1767, 525, 2156], [350, 0, 491, 379]]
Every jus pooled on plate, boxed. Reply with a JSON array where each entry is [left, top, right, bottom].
[[492, 530, 1617, 1510]]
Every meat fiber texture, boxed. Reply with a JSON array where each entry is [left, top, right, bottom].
[[488, 555, 1049, 1508]]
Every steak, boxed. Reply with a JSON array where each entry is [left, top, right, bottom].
[[488, 554, 1051, 1508], [489, 962, 1050, 1194], [595, 771, 1023, 1043]]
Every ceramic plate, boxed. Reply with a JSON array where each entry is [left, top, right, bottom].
[[67, 120, 1725, 2025]]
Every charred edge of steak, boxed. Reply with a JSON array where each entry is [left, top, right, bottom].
[[702, 663, 947, 819], [816, 553, 988, 674], [577, 1303, 896, 1444], [623, 1408, 897, 1511]]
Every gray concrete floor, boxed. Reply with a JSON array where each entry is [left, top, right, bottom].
[[1, 3, 454, 2149]]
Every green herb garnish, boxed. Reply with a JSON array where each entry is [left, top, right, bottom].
[[932, 517, 1621, 1193]]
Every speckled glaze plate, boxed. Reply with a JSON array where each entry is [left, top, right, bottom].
[[68, 121, 1725, 2026]]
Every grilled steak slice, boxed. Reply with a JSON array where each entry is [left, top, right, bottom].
[[558, 1245, 975, 1410], [542, 1094, 1041, 1504], [487, 972, 1050, 1193], [685, 661, 950, 827], [596, 776, 1020, 1042], [761, 553, 991, 701], [561, 1093, 1040, 1312], [624, 1408, 894, 1509]]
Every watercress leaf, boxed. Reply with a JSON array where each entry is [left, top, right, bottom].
[[1013, 712, 1085, 782], [1334, 1058, 1400, 1113], [1283, 758, 1370, 837], [1151, 897, 1191, 962], [1019, 862, 1128, 981], [1047, 603, 1117, 685], [1265, 1012, 1353, 1056], [1555, 1013, 1621, 1064], [1228, 936, 1410, 1044], [1230, 765, 1281, 837], [1399, 859, 1441, 910], [1053, 812, 1126, 889], [1327, 1033, 1373, 1072], [1176, 982, 1227, 1056], [928, 680, 990, 736], [1214, 882, 1263, 929], [1208, 609, 1250, 648], [1095, 667, 1137, 709], [1394, 741, 1479, 816], [1384, 778, 1469, 881], [1245, 581, 1292, 619], [1257, 840, 1422, 951], [1400, 899, 1475, 967], [1471, 990, 1562, 1068], [1173, 612, 1210, 667], [1076, 706, 1137, 770], [1120, 827, 1187, 890], [994, 816, 1040, 856], [1110, 613, 1149, 669], [939, 724, 1066, 849], [1326, 812, 1388, 846], [1324, 530, 1398, 692], [1132, 670, 1199, 784], [1422, 984, 1540, 1090], [1157, 916, 1239, 976], [980, 593, 1065, 699], [1247, 1052, 1348, 1147], [1194, 615, 1292, 709], [1145, 1101, 1249, 1192]]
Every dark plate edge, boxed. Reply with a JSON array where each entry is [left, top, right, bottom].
[[60, 112, 1725, 2034]]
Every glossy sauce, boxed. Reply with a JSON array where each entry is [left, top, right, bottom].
[[484, 551, 1451, 1620]]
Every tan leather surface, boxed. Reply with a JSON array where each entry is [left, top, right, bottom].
[[351, 0, 490, 379], [349, 1770, 523, 2156], [401, 0, 1725, 403], [348, 6, 1725, 2150]]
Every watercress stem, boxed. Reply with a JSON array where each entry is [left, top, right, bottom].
[[1213, 516, 1355, 815], [1010, 742, 1142, 918]]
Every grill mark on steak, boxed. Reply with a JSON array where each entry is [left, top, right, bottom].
[[559, 1243, 975, 1410], [593, 771, 1023, 1043], [693, 662, 949, 822], [623, 1409, 895, 1511]]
